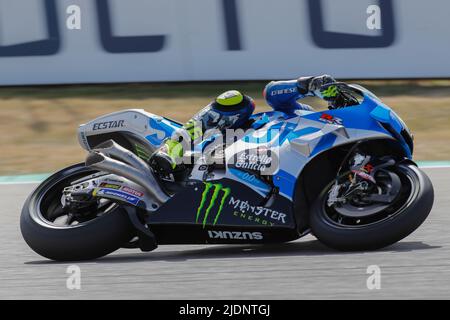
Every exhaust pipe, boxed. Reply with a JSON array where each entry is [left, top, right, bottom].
[[86, 152, 169, 205], [92, 139, 151, 175]]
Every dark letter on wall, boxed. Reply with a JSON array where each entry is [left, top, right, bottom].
[[222, 0, 242, 50], [308, 0, 395, 49], [0, 0, 60, 57], [96, 0, 166, 53]]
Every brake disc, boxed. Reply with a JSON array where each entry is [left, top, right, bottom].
[[333, 170, 401, 218]]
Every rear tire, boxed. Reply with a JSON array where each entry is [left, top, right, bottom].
[[20, 163, 135, 261], [310, 164, 434, 251]]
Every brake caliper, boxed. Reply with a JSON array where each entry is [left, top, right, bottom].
[[350, 153, 376, 184]]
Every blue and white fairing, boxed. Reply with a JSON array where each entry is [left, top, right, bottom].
[[77, 87, 413, 216], [78, 109, 181, 153], [224, 87, 413, 202]]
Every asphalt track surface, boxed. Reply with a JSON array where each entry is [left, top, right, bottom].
[[0, 167, 449, 300]]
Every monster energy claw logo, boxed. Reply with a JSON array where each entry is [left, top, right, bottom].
[[196, 183, 231, 228], [134, 144, 151, 161]]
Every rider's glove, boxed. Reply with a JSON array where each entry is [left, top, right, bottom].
[[319, 83, 340, 101], [297, 74, 336, 95]]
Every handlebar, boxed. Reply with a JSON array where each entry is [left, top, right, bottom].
[[319, 82, 362, 108]]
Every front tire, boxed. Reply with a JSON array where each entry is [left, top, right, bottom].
[[20, 163, 135, 261], [310, 164, 434, 251]]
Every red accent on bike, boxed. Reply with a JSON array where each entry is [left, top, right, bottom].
[[320, 113, 333, 121], [363, 164, 374, 173]]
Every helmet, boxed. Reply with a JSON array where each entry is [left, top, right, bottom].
[[196, 90, 255, 131]]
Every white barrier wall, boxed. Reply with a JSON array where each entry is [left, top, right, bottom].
[[0, 0, 449, 85]]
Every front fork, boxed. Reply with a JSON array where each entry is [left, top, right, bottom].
[[327, 151, 402, 207]]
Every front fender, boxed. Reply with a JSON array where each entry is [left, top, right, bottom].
[[370, 105, 413, 158]]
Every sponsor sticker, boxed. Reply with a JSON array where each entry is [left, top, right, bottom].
[[270, 87, 296, 96], [121, 186, 144, 197], [235, 152, 272, 171], [92, 120, 125, 131], [207, 230, 263, 240], [229, 197, 287, 224], [228, 168, 271, 194], [196, 182, 231, 228], [99, 182, 121, 190], [79, 131, 89, 149], [96, 188, 140, 205], [233, 211, 273, 226], [231, 147, 279, 175]]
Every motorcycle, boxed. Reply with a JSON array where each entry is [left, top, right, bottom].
[[20, 83, 434, 261]]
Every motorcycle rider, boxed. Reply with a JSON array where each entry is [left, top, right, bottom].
[[152, 75, 342, 172]]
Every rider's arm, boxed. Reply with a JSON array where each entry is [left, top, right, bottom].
[[263, 79, 314, 111], [264, 75, 336, 112]]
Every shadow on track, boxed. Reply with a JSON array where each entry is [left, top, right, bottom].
[[25, 239, 440, 265]]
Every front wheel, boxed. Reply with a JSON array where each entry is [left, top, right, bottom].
[[20, 163, 135, 261], [310, 164, 434, 251]]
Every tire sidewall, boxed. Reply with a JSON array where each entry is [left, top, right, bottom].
[[310, 164, 434, 251], [20, 163, 135, 261]]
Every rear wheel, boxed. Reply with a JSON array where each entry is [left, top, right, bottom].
[[20, 163, 135, 261], [310, 163, 434, 251]]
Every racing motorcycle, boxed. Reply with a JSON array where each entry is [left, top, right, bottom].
[[20, 83, 434, 261]]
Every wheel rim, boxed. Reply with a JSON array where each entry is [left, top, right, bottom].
[[321, 166, 418, 229], [33, 166, 117, 229]]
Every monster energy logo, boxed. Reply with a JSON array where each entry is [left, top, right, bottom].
[[134, 144, 151, 161], [196, 182, 231, 228]]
